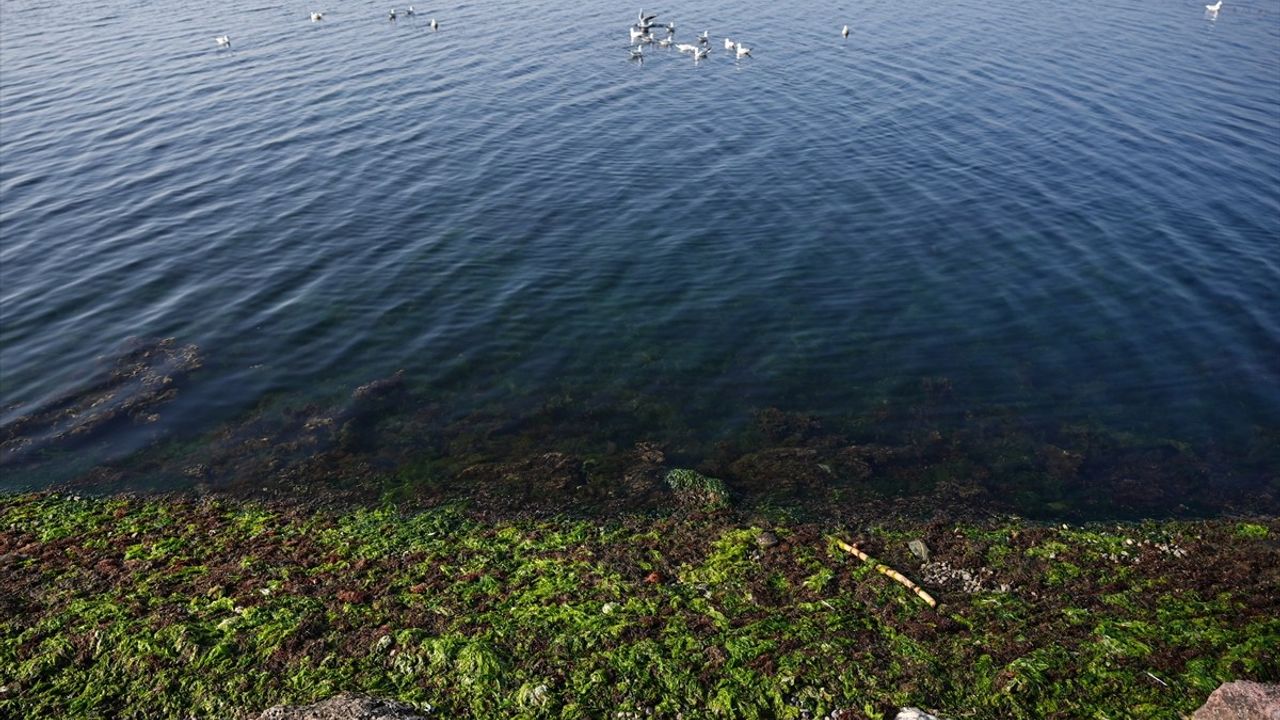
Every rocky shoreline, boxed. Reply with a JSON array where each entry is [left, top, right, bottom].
[[2, 492, 1276, 718]]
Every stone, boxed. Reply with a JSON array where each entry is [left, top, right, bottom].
[[1192, 681, 1280, 720], [756, 530, 779, 549], [256, 693, 428, 720], [895, 709, 942, 720], [908, 539, 931, 562]]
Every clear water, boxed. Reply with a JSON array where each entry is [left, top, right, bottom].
[[2, 0, 1278, 503]]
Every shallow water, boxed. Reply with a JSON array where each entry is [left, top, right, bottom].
[[2, 0, 1278, 506]]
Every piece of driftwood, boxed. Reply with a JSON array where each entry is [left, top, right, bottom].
[[831, 537, 938, 608]]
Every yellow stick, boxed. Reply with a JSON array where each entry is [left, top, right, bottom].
[[831, 537, 938, 608]]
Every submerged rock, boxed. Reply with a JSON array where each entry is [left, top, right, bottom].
[[0, 337, 201, 466], [1191, 680, 1280, 720], [256, 693, 427, 719]]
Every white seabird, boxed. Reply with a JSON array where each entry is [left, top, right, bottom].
[[693, 46, 709, 60], [723, 37, 734, 50], [1205, 0, 1222, 10], [215, 35, 231, 46], [734, 42, 751, 58], [630, 46, 644, 60], [842, 24, 850, 38], [389, 8, 397, 20], [697, 30, 709, 45], [405, 5, 415, 15], [310, 11, 325, 21], [675, 42, 698, 53], [430, 17, 438, 30]]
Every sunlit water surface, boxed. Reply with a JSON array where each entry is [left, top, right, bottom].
[[2, 0, 1278, 505]]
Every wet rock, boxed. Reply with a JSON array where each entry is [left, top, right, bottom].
[[1191, 680, 1280, 720], [0, 337, 201, 466], [908, 539, 931, 562], [256, 692, 427, 720]]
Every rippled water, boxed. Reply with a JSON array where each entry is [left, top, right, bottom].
[[2, 0, 1278, 504]]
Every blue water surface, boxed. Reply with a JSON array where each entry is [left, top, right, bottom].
[[2, 0, 1278, 494]]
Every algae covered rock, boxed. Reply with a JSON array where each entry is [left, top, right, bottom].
[[665, 468, 729, 509]]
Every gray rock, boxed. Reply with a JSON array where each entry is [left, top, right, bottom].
[[908, 539, 931, 562], [1192, 681, 1280, 720], [895, 709, 942, 720], [756, 530, 780, 548], [256, 693, 428, 720]]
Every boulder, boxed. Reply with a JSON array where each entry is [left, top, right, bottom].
[[256, 693, 427, 720], [1192, 681, 1280, 720]]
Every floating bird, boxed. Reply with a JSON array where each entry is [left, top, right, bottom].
[[405, 5, 415, 15], [734, 42, 751, 58], [676, 42, 698, 53], [638, 9, 658, 24], [665, 21, 676, 33], [389, 9, 397, 20], [215, 35, 231, 46], [309, 11, 325, 21], [430, 17, 438, 30], [842, 24, 850, 38], [630, 26, 649, 42], [697, 30, 709, 45], [657, 35, 673, 48], [723, 37, 734, 50], [1205, 0, 1222, 10], [630, 46, 644, 60], [693, 46, 709, 60]]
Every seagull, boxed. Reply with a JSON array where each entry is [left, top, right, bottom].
[[430, 17, 438, 30], [734, 42, 751, 58], [215, 35, 231, 46], [665, 21, 676, 33], [638, 9, 658, 24], [657, 36, 673, 48], [842, 24, 850, 38], [309, 11, 325, 21], [676, 42, 698, 53], [1205, 0, 1222, 10], [389, 9, 397, 20], [629, 46, 644, 60], [723, 37, 734, 50], [693, 46, 709, 60], [630, 26, 649, 42], [404, 5, 415, 15], [697, 30, 709, 45]]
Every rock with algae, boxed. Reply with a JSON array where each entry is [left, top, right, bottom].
[[665, 468, 730, 509]]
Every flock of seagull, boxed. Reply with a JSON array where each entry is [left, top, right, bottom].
[[625, 9, 855, 64], [213, 6, 439, 47], [625, 9, 761, 63], [213, 2, 1228, 52]]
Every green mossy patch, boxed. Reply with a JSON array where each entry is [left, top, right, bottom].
[[1, 493, 1277, 719]]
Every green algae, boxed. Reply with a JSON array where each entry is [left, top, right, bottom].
[[1, 493, 1277, 719]]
